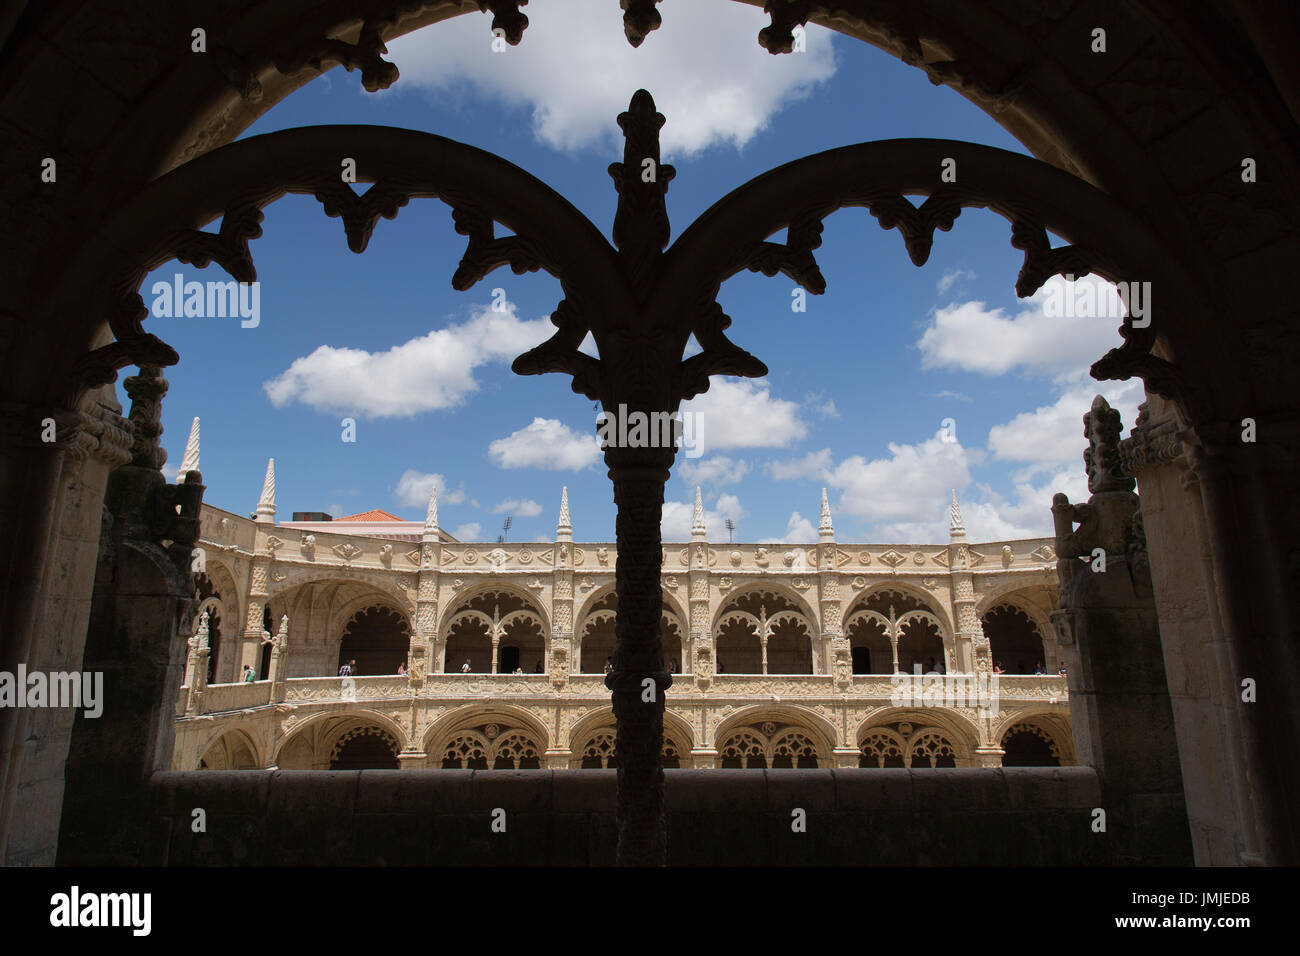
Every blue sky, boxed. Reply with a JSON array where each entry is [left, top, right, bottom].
[[132, 0, 1142, 545]]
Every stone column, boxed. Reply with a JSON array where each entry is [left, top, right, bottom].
[[58, 367, 206, 865], [606, 446, 673, 866], [1050, 396, 1190, 866], [550, 487, 574, 690], [947, 492, 986, 674], [243, 458, 275, 676], [184, 611, 211, 714], [0, 392, 133, 864], [688, 487, 713, 690], [413, 484, 440, 681], [0, 402, 83, 864], [268, 614, 289, 703], [818, 489, 850, 690]]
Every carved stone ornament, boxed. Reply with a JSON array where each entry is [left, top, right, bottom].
[[332, 542, 362, 563]]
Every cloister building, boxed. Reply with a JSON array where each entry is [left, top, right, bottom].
[[175, 449, 1072, 775]]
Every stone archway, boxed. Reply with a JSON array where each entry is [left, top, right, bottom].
[[713, 587, 816, 675], [8, 1, 1299, 868], [982, 604, 1047, 676], [846, 588, 948, 675], [338, 605, 411, 676]]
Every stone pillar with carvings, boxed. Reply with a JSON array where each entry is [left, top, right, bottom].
[[58, 366, 205, 865], [413, 484, 439, 681], [268, 614, 289, 702], [947, 491, 986, 676], [184, 610, 211, 715], [688, 487, 713, 690], [243, 458, 275, 676], [818, 489, 850, 691], [1050, 396, 1190, 865], [549, 486, 574, 690]]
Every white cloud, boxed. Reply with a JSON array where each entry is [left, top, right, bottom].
[[489, 417, 602, 470], [827, 432, 972, 534], [766, 448, 832, 481], [263, 301, 551, 418], [452, 522, 483, 541], [661, 491, 744, 540], [917, 276, 1125, 380], [932, 389, 973, 403], [385, 0, 838, 157], [962, 469, 1090, 541], [678, 455, 750, 487], [394, 469, 467, 508], [681, 379, 807, 452], [937, 268, 975, 295], [987, 379, 1144, 466], [774, 511, 817, 543], [491, 498, 543, 517]]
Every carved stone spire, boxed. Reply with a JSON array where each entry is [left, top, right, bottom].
[[557, 485, 572, 541], [949, 490, 966, 540], [123, 365, 169, 471], [608, 89, 676, 296], [423, 482, 439, 540], [691, 486, 706, 539], [1084, 395, 1136, 494], [177, 417, 200, 483], [819, 487, 834, 540], [255, 458, 276, 523]]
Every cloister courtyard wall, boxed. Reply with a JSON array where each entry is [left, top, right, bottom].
[[175, 474, 1072, 775]]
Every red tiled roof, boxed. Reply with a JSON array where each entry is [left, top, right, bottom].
[[334, 509, 403, 522]]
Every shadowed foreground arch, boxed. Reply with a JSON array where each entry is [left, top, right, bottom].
[[57, 100, 1213, 865], [12, 2, 1299, 868]]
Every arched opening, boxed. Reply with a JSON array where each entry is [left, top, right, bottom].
[[576, 591, 681, 674], [443, 590, 546, 674], [859, 718, 966, 769], [714, 590, 813, 675], [435, 719, 544, 770], [338, 605, 411, 676], [847, 590, 945, 675], [573, 729, 683, 769], [1001, 723, 1062, 768], [982, 605, 1047, 676], [197, 730, 258, 770], [192, 574, 223, 683], [5, 0, 1284, 874], [259, 605, 273, 680], [329, 726, 400, 770], [716, 717, 824, 769]]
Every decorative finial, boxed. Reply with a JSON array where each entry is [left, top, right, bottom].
[[256, 458, 276, 523], [194, 609, 210, 646], [622, 0, 663, 47], [949, 490, 966, 538], [177, 417, 200, 483], [477, 0, 529, 46], [276, 614, 290, 643], [819, 487, 834, 539], [557, 485, 572, 539], [424, 482, 439, 537], [123, 365, 169, 471], [608, 90, 676, 293], [1083, 395, 1135, 495], [691, 486, 706, 537]]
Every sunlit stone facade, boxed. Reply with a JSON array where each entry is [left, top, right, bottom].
[[175, 458, 1072, 772]]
